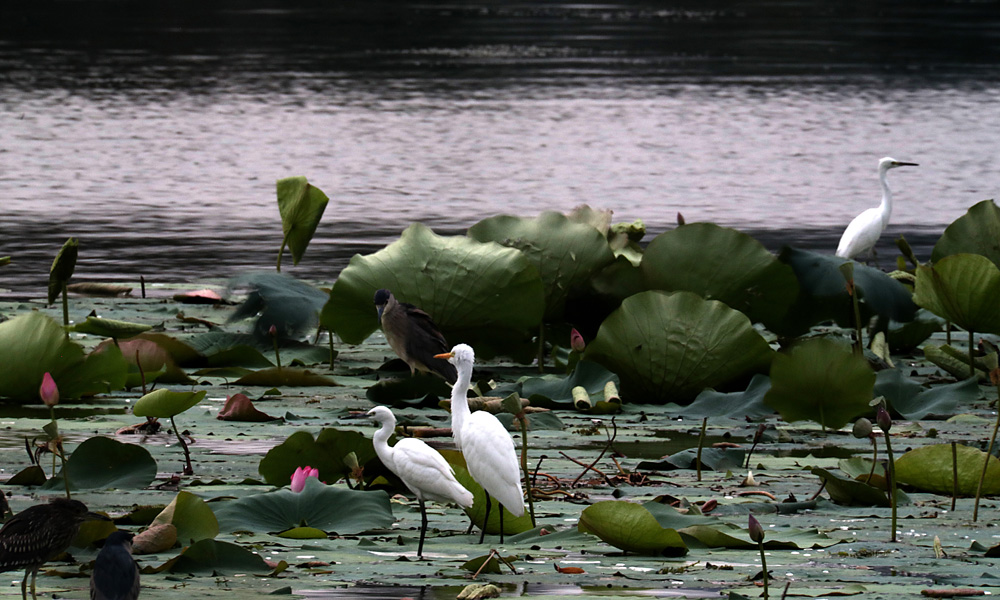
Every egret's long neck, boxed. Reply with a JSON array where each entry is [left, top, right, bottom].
[[449, 360, 474, 448], [372, 420, 396, 469], [878, 166, 893, 225]]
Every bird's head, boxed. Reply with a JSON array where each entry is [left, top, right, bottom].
[[366, 405, 395, 425], [880, 157, 919, 171], [373, 289, 392, 320], [103, 530, 135, 550], [434, 343, 475, 367]]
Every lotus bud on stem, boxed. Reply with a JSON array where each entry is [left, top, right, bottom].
[[745, 423, 767, 469], [876, 404, 898, 542], [748, 513, 768, 599]]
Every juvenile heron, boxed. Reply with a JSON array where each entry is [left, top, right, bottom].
[[374, 289, 457, 383], [835, 157, 918, 261], [0, 497, 108, 600], [436, 344, 525, 543], [367, 406, 473, 558], [90, 530, 140, 600]]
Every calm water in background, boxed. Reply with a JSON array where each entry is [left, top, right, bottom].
[[2, 1, 1000, 299]]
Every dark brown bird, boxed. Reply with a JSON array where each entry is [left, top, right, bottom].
[[373, 289, 457, 384], [90, 530, 139, 600], [0, 497, 109, 600]]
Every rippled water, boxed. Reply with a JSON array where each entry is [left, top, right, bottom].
[[2, 1, 999, 298]]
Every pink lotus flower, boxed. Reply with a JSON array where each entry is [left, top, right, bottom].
[[290, 466, 319, 492], [570, 328, 586, 353], [39, 372, 59, 408]]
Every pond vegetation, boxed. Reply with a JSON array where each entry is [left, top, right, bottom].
[[1, 181, 1000, 599]]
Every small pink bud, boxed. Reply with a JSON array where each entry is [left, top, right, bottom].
[[570, 328, 586, 353], [290, 465, 319, 493], [876, 406, 892, 433], [268, 324, 278, 337], [39, 372, 59, 408], [748, 513, 765, 543]]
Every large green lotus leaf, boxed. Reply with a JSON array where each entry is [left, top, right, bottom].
[[913, 253, 1000, 334], [764, 338, 874, 430], [320, 223, 545, 360], [639, 223, 799, 330], [875, 370, 978, 419], [152, 490, 220, 544], [213, 477, 394, 534], [931, 199, 1000, 267], [276, 175, 329, 267], [42, 436, 156, 491], [258, 428, 377, 486], [577, 500, 687, 555], [0, 312, 127, 402], [584, 291, 773, 404], [895, 443, 1000, 496], [165, 539, 270, 575], [132, 388, 206, 418], [467, 211, 616, 320]]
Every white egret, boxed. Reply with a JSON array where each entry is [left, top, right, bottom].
[[367, 405, 473, 558], [835, 156, 918, 261], [435, 344, 526, 544]]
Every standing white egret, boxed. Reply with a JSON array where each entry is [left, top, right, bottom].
[[367, 406, 473, 558], [435, 344, 525, 544], [835, 157, 918, 261]]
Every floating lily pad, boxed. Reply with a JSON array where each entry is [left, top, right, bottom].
[[43, 436, 156, 491], [163, 539, 271, 575], [895, 443, 1000, 496], [578, 500, 687, 555], [585, 290, 773, 404], [679, 373, 774, 419], [875, 370, 978, 419], [276, 175, 329, 268]]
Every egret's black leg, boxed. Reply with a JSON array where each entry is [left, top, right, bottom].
[[479, 491, 492, 544], [499, 503, 505, 544], [417, 499, 428, 559]]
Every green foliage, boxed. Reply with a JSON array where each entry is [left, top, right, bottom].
[[492, 361, 619, 409], [681, 373, 774, 419], [578, 500, 687, 555], [132, 388, 207, 418], [895, 443, 1000, 496], [764, 338, 875, 430], [811, 467, 891, 507], [640, 223, 799, 330], [468, 211, 616, 320], [585, 290, 773, 404], [43, 436, 157, 491], [165, 539, 270, 575], [914, 253, 1000, 334], [71, 316, 153, 339], [47, 237, 78, 304], [0, 312, 128, 402], [152, 490, 220, 545], [931, 199, 1000, 267], [320, 223, 545, 360], [258, 428, 377, 486], [875, 370, 979, 419], [276, 176, 329, 269]]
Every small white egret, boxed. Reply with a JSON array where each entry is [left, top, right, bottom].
[[367, 405, 474, 558], [835, 157, 918, 261], [435, 344, 526, 544]]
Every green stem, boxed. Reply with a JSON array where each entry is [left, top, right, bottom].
[[866, 437, 878, 484], [276, 232, 290, 272], [951, 441, 958, 513], [850, 279, 863, 356], [973, 383, 1000, 522], [61, 282, 69, 327], [536, 325, 545, 373], [272, 335, 282, 370], [518, 414, 536, 528], [884, 434, 898, 542], [50, 406, 71, 498], [758, 541, 769, 600], [171, 416, 194, 476], [696, 417, 707, 482], [969, 329, 976, 380], [328, 330, 336, 370]]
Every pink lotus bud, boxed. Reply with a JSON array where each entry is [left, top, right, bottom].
[[876, 406, 892, 433], [570, 328, 586, 353], [290, 465, 319, 492], [39, 372, 59, 407], [748, 513, 765, 543], [268, 324, 278, 337]]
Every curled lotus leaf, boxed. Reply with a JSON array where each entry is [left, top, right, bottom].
[[320, 223, 545, 360], [276, 176, 329, 268], [913, 253, 1000, 335], [584, 290, 773, 404]]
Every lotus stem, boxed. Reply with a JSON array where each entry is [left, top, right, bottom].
[[748, 514, 768, 600], [850, 282, 863, 357], [171, 416, 194, 476], [276, 231, 291, 273], [969, 329, 976, 379], [536, 325, 545, 372], [696, 417, 707, 482], [883, 434, 898, 542], [951, 441, 958, 512], [49, 406, 71, 498], [517, 412, 536, 528], [61, 282, 69, 327], [973, 376, 1000, 522]]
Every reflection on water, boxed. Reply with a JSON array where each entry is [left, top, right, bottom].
[[2, 1, 999, 298], [296, 582, 719, 599]]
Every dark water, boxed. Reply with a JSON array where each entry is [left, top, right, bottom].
[[2, 1, 999, 299]]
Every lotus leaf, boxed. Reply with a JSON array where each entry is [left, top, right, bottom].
[[886, 309, 944, 352], [811, 467, 891, 506], [320, 223, 545, 360], [132, 388, 207, 418], [71, 316, 152, 339], [213, 477, 394, 534], [47, 236, 78, 304], [643, 502, 837, 549], [895, 443, 1000, 496], [276, 175, 329, 269], [875, 370, 978, 419], [764, 338, 874, 430], [680, 373, 774, 419], [585, 291, 773, 404], [468, 211, 616, 320], [492, 360, 619, 409], [640, 223, 799, 330], [152, 490, 220, 544], [913, 253, 1000, 335], [0, 312, 128, 402], [577, 500, 687, 555], [233, 367, 336, 387], [42, 436, 156, 491], [931, 199, 1000, 267], [165, 539, 270, 575], [258, 428, 377, 486]]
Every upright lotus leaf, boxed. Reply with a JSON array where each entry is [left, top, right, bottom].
[[895, 444, 1000, 496], [913, 253, 1000, 335], [320, 223, 545, 360], [0, 312, 128, 402], [275, 175, 329, 270], [258, 428, 377, 486], [132, 388, 206, 418], [42, 436, 157, 491], [213, 477, 393, 534], [640, 223, 799, 330], [931, 199, 1000, 267], [152, 490, 220, 544], [47, 236, 78, 305], [764, 338, 875, 430], [578, 500, 687, 555], [468, 211, 616, 320], [584, 291, 773, 404]]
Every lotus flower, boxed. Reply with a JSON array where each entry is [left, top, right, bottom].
[[570, 328, 586, 353], [748, 513, 765, 543], [39, 372, 59, 407], [290, 465, 319, 492]]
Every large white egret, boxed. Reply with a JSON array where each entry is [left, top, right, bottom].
[[435, 344, 526, 544], [835, 157, 918, 261], [367, 406, 474, 558]]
